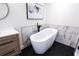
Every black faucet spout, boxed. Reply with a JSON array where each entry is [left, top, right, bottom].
[[37, 22, 42, 32]]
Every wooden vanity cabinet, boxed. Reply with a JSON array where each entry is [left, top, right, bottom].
[[0, 33, 21, 56]]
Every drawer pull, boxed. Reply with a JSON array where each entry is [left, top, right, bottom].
[[3, 50, 15, 56], [0, 41, 14, 46]]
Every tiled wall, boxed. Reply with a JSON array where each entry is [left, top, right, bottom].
[[49, 24, 79, 48], [21, 25, 37, 47], [21, 24, 79, 48]]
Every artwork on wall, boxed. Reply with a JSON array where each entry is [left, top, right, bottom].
[[26, 3, 44, 20]]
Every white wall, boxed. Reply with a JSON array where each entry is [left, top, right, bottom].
[[46, 3, 79, 27], [1, 3, 79, 49], [0, 3, 47, 49]]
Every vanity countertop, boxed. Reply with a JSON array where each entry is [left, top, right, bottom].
[[0, 28, 19, 38]]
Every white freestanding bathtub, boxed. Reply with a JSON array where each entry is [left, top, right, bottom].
[[30, 28, 58, 54]]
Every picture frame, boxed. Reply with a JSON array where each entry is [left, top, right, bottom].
[[26, 3, 44, 20]]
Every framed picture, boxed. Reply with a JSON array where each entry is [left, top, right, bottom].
[[26, 3, 44, 20]]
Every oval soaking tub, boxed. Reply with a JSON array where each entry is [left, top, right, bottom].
[[30, 28, 58, 54]]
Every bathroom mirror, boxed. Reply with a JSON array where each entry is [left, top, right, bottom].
[[0, 3, 9, 21]]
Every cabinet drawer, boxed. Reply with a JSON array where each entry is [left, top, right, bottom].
[[0, 35, 18, 46], [0, 37, 18, 55], [0, 35, 17, 44], [3, 47, 19, 56]]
